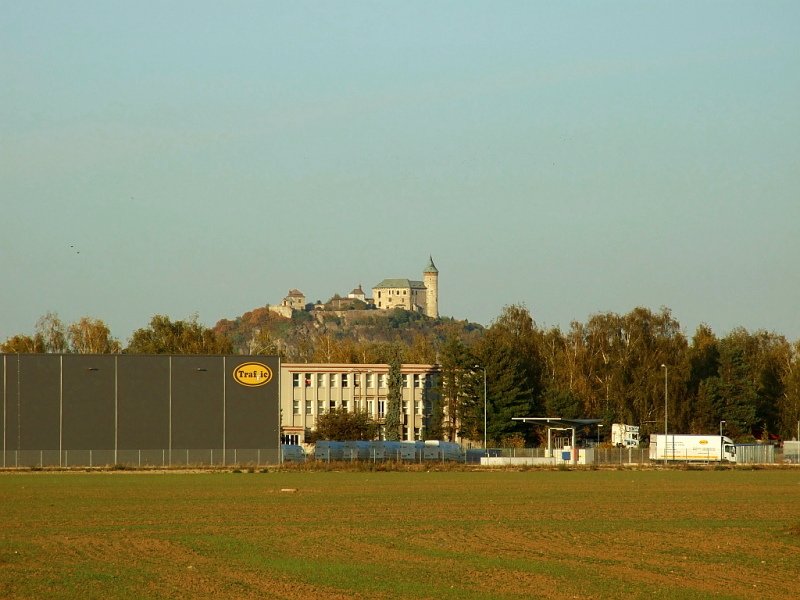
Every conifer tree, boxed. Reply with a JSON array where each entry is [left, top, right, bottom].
[[384, 354, 403, 441]]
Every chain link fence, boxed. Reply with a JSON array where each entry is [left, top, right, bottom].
[[1, 448, 281, 468]]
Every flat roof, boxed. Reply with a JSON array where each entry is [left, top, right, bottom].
[[512, 417, 602, 428]]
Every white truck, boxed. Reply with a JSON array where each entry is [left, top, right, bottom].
[[649, 434, 736, 463], [611, 423, 640, 448]]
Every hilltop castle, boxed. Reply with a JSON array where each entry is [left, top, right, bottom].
[[273, 257, 440, 319], [372, 256, 439, 318]]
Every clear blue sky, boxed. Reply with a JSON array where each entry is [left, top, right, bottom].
[[2, 1, 799, 344]]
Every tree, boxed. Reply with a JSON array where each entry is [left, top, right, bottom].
[[713, 334, 759, 438], [68, 317, 121, 354], [248, 327, 281, 356], [0, 334, 44, 353], [474, 304, 543, 444], [126, 314, 233, 354], [35, 312, 68, 353], [405, 332, 437, 364], [779, 340, 800, 440], [384, 353, 403, 441], [436, 331, 477, 442], [314, 408, 378, 441]]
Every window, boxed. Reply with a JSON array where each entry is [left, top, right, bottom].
[[367, 399, 374, 414], [342, 400, 349, 412], [378, 373, 387, 388], [402, 401, 408, 414], [317, 401, 325, 414], [414, 400, 420, 414], [413, 374, 421, 388], [316, 373, 326, 387], [305, 400, 312, 415], [304, 373, 312, 387], [378, 399, 386, 418], [330, 400, 336, 411], [330, 374, 338, 388], [366, 373, 376, 388], [402, 374, 410, 388], [292, 400, 300, 415], [342, 373, 349, 388], [292, 373, 300, 388]]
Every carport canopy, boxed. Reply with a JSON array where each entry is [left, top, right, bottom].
[[512, 417, 602, 462]]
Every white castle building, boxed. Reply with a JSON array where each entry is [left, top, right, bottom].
[[372, 256, 439, 318], [272, 257, 440, 319]]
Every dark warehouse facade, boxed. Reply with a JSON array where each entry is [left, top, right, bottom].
[[1, 354, 280, 467]]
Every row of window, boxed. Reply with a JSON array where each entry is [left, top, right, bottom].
[[292, 399, 428, 417], [292, 372, 429, 389]]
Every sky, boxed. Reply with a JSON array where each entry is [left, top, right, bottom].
[[2, 1, 799, 345]]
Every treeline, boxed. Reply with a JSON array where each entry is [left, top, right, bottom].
[[3, 306, 799, 444]]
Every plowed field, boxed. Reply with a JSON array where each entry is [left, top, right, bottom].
[[1, 468, 799, 599]]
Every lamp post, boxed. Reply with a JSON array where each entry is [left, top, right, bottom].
[[719, 420, 726, 438], [661, 364, 668, 461], [474, 365, 487, 455], [597, 423, 603, 447]]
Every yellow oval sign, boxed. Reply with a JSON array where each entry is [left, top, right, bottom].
[[699, 439, 709, 445], [233, 362, 273, 387]]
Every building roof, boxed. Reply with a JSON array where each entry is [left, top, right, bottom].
[[286, 289, 305, 297], [512, 417, 602, 428], [373, 278, 426, 290], [423, 255, 438, 274]]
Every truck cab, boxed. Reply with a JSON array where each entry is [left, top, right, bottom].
[[722, 439, 737, 463]]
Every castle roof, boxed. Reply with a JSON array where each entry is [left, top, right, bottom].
[[423, 256, 438, 274], [286, 289, 305, 297], [373, 278, 426, 290]]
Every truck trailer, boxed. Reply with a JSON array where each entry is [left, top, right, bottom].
[[649, 434, 736, 463], [611, 423, 640, 448]]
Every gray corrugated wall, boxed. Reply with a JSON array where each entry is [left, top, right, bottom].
[[1, 354, 280, 465]]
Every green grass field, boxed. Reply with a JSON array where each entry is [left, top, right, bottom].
[[1, 467, 799, 599]]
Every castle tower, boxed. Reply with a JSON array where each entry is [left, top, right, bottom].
[[423, 256, 439, 318]]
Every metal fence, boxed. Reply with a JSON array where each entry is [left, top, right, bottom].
[[5, 445, 793, 468], [782, 441, 800, 464], [1, 448, 281, 468]]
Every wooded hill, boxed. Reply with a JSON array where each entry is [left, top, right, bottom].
[[3, 305, 799, 446], [213, 303, 800, 446]]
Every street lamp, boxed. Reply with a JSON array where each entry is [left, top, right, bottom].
[[597, 423, 603, 447], [474, 365, 487, 455], [719, 420, 726, 437], [661, 364, 668, 461]]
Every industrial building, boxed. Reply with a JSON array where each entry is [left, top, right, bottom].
[[1, 354, 441, 467], [1, 353, 280, 467]]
